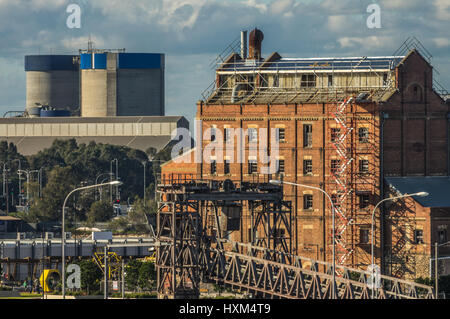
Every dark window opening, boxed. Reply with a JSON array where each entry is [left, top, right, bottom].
[[277, 160, 285, 174], [224, 160, 230, 175], [414, 230, 424, 244], [438, 229, 447, 244], [331, 128, 341, 142], [276, 128, 285, 142], [303, 124, 313, 147], [360, 228, 370, 244], [303, 195, 313, 210], [210, 160, 217, 175], [358, 127, 369, 143], [359, 159, 369, 173], [303, 159, 313, 175], [301, 74, 316, 87], [358, 194, 370, 210], [331, 159, 341, 174], [248, 160, 258, 174], [383, 73, 388, 86]]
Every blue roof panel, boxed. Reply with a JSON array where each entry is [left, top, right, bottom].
[[25, 55, 78, 71], [385, 176, 450, 208]]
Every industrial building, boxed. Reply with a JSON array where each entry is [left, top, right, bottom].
[[1, 46, 187, 156], [161, 29, 450, 280]]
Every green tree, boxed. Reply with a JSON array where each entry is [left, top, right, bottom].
[[128, 197, 157, 233], [76, 260, 103, 294], [86, 200, 114, 224], [28, 166, 78, 222], [108, 216, 129, 233], [138, 261, 156, 291], [125, 260, 142, 291]]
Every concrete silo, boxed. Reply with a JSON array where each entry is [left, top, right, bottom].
[[80, 52, 164, 117], [25, 55, 79, 115]]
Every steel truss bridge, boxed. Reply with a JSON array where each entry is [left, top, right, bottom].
[[155, 177, 434, 299]]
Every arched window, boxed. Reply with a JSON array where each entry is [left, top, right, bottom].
[[410, 84, 423, 102]]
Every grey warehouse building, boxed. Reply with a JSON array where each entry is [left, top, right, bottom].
[[0, 116, 188, 156], [1, 49, 187, 155]]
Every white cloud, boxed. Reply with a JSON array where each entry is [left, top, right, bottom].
[[61, 35, 107, 51], [338, 36, 395, 50], [0, 0, 68, 10], [269, 0, 294, 15], [380, 0, 423, 9], [433, 37, 450, 48], [328, 15, 351, 32], [434, 0, 450, 20], [244, 0, 267, 13]]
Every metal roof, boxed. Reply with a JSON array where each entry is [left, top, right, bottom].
[[219, 56, 405, 73], [385, 176, 450, 208], [1, 136, 173, 156], [0, 115, 186, 124]]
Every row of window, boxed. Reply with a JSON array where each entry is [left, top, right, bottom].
[[359, 229, 447, 245], [214, 127, 286, 143], [211, 125, 370, 146], [302, 194, 370, 210], [210, 159, 286, 175], [209, 158, 370, 175]]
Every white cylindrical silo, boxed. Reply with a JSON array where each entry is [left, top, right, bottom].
[[80, 52, 165, 117], [80, 52, 112, 117], [25, 55, 79, 114]]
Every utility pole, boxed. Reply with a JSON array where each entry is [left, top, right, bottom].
[[104, 245, 108, 299], [121, 258, 125, 299], [435, 242, 439, 299]]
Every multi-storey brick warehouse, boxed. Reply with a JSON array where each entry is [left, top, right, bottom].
[[161, 29, 450, 279]]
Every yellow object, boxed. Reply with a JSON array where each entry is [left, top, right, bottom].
[[144, 251, 156, 263], [39, 269, 61, 293], [93, 251, 122, 280]]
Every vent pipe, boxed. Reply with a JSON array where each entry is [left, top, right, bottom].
[[241, 30, 247, 59]]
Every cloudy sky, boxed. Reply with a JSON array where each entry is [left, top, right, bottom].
[[0, 0, 449, 126]]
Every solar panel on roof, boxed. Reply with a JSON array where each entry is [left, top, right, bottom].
[[220, 56, 404, 72]]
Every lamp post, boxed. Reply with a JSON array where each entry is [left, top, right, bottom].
[[12, 159, 21, 204], [270, 179, 337, 299], [143, 158, 165, 205], [95, 173, 114, 201], [370, 191, 428, 298], [110, 159, 119, 202], [0, 162, 7, 197], [61, 180, 122, 299], [142, 161, 147, 206]]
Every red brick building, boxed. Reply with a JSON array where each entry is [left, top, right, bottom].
[[161, 29, 450, 279]]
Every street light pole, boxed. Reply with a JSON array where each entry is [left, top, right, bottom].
[[95, 172, 113, 201], [142, 161, 146, 206], [12, 159, 21, 205], [270, 179, 337, 299], [370, 191, 428, 298], [61, 180, 122, 299]]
